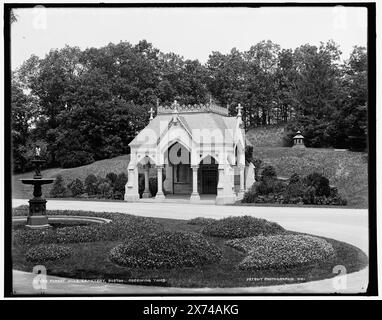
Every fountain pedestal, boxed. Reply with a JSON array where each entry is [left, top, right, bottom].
[[21, 157, 54, 229]]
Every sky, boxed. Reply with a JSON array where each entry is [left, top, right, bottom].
[[11, 6, 368, 70]]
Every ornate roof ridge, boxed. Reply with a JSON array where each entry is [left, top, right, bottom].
[[157, 100, 229, 116]]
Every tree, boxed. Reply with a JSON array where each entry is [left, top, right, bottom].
[[11, 78, 39, 172]]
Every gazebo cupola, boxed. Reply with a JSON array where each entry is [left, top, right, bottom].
[[292, 130, 306, 148]]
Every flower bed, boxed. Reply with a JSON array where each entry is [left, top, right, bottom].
[[226, 234, 335, 270], [13, 208, 162, 246], [187, 217, 216, 226], [201, 216, 285, 238], [109, 231, 222, 269], [25, 244, 72, 262]]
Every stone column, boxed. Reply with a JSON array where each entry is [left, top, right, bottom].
[[125, 167, 140, 202], [142, 166, 151, 198], [190, 165, 200, 201], [155, 165, 165, 200], [215, 164, 237, 205], [237, 165, 245, 200]]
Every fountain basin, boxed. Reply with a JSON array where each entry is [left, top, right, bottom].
[[13, 215, 112, 228], [20, 178, 54, 185]]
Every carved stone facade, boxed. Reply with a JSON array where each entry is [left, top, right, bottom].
[[125, 101, 254, 205]]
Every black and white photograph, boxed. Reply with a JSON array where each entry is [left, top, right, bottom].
[[2, 1, 379, 302]]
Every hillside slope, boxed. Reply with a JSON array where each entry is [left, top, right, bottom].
[[253, 147, 368, 208], [246, 125, 286, 147], [12, 155, 130, 199]]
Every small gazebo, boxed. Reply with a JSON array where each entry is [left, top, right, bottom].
[[292, 131, 306, 148]]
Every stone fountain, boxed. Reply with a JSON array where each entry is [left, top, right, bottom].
[[20, 147, 54, 229]]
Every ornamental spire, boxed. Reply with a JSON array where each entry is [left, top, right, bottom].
[[148, 107, 155, 121], [236, 103, 243, 118]]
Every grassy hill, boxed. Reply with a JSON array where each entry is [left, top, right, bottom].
[[246, 125, 286, 147], [12, 155, 130, 199], [253, 147, 368, 208]]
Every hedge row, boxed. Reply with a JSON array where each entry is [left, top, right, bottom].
[[50, 172, 128, 200]]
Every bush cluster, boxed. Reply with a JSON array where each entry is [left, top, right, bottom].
[[201, 216, 285, 239], [138, 174, 158, 197], [50, 172, 128, 200], [25, 244, 72, 262], [226, 234, 335, 270], [13, 209, 162, 246], [109, 231, 222, 269], [242, 167, 347, 205]]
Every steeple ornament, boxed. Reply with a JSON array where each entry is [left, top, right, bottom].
[[236, 103, 243, 118], [148, 107, 155, 121]]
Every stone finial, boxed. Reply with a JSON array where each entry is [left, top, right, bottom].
[[148, 107, 155, 121], [236, 103, 243, 118]]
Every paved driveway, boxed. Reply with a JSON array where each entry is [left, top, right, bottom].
[[11, 199, 369, 295]]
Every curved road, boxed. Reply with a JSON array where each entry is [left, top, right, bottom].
[[12, 199, 369, 294]]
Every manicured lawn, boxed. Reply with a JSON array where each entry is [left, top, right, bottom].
[[12, 212, 368, 288]]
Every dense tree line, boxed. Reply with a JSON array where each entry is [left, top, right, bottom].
[[11, 39, 367, 172]]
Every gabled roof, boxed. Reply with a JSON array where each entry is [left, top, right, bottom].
[[129, 112, 240, 148]]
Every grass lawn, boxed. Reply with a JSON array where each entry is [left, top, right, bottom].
[[12, 213, 368, 288]]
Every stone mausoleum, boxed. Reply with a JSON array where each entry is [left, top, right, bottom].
[[124, 100, 255, 205]]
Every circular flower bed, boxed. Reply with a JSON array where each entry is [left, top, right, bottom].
[[25, 244, 72, 262], [201, 215, 285, 238], [226, 234, 336, 270], [110, 231, 222, 269]]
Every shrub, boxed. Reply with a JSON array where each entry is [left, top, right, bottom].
[[187, 217, 216, 226], [226, 234, 335, 270], [201, 216, 285, 238], [138, 173, 145, 196], [261, 165, 277, 180], [84, 174, 98, 195], [304, 172, 331, 197], [114, 172, 128, 195], [257, 178, 285, 195], [49, 174, 68, 198], [67, 179, 84, 197], [149, 177, 158, 196], [242, 183, 258, 203], [97, 181, 113, 198], [106, 172, 118, 186], [109, 231, 222, 269], [13, 210, 162, 246], [245, 145, 254, 163], [253, 158, 263, 181]]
